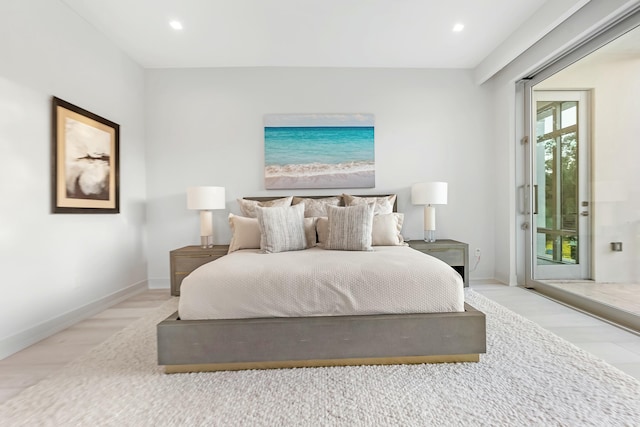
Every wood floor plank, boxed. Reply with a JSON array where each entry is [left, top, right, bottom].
[[0, 289, 171, 404]]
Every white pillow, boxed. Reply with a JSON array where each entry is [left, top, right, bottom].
[[256, 203, 307, 253], [325, 204, 374, 251], [237, 196, 293, 218], [372, 213, 405, 246], [292, 196, 342, 217], [228, 214, 261, 253], [342, 194, 396, 215]]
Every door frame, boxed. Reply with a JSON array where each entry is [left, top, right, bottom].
[[531, 90, 591, 280]]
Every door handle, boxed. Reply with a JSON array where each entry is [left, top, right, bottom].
[[580, 211, 589, 216]]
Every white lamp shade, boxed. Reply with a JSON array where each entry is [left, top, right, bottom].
[[187, 186, 226, 210], [411, 182, 448, 205]]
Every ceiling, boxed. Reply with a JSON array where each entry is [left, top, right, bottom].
[[61, 0, 576, 71]]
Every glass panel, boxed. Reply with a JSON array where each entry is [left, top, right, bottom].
[[535, 101, 579, 266]]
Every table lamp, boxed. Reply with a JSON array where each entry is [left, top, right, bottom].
[[187, 186, 226, 248], [411, 182, 448, 242]]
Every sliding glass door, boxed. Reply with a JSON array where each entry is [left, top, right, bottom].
[[519, 12, 640, 331]]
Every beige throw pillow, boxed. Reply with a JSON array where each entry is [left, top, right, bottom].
[[228, 214, 261, 253], [292, 196, 342, 217], [237, 196, 293, 218], [372, 213, 405, 246], [342, 194, 396, 215], [325, 204, 374, 251], [316, 217, 329, 246], [256, 203, 307, 253], [304, 217, 318, 248]]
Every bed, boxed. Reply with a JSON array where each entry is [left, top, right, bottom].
[[157, 195, 486, 373]]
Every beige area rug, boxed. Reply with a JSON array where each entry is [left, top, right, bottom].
[[1, 291, 639, 426]]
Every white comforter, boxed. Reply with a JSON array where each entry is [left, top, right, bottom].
[[178, 246, 464, 320]]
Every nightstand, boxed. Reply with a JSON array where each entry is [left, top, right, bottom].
[[170, 245, 229, 296], [408, 239, 469, 287]]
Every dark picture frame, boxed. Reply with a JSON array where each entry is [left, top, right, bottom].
[[51, 97, 120, 214]]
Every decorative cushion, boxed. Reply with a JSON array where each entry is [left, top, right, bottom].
[[318, 213, 404, 246], [237, 196, 293, 218], [372, 213, 405, 246], [304, 217, 318, 248], [325, 204, 375, 251], [292, 196, 342, 217], [316, 217, 329, 246], [256, 203, 307, 253], [227, 214, 261, 253], [343, 194, 396, 215]]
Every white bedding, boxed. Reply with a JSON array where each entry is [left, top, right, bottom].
[[178, 246, 464, 320]]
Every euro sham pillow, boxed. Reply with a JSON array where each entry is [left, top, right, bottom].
[[342, 194, 396, 215], [371, 213, 405, 246], [237, 196, 293, 218], [325, 204, 375, 251], [256, 203, 307, 254], [292, 196, 342, 217]]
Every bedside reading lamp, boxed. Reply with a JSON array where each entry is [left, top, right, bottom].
[[187, 186, 225, 248], [411, 182, 448, 242]]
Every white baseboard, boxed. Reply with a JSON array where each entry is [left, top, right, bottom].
[[470, 278, 508, 285], [147, 278, 170, 289], [0, 281, 148, 360]]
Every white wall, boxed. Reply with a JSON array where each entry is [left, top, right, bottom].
[[145, 67, 495, 288], [537, 54, 640, 282], [0, 0, 147, 358], [485, 0, 640, 285]]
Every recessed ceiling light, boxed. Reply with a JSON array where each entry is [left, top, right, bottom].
[[453, 23, 464, 32], [169, 20, 183, 30]]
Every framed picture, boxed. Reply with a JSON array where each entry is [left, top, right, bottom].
[[264, 113, 375, 189], [51, 97, 119, 213]]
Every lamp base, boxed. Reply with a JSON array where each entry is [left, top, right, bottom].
[[424, 230, 436, 243], [200, 235, 213, 248]]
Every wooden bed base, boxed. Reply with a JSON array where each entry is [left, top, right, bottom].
[[157, 303, 486, 373]]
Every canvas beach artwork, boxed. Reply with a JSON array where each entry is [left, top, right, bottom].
[[264, 114, 375, 189]]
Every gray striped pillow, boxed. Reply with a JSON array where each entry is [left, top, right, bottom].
[[256, 203, 307, 253], [325, 204, 374, 251]]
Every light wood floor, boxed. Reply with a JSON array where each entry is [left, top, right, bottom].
[[0, 289, 172, 404], [1, 285, 639, 405]]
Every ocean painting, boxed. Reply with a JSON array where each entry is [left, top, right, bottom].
[[264, 114, 375, 189]]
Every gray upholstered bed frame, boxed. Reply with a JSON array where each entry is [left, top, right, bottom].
[[157, 195, 486, 373]]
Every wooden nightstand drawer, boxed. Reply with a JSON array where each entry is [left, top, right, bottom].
[[170, 245, 229, 296], [421, 248, 464, 266], [173, 255, 217, 273]]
